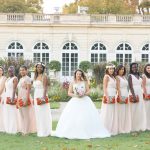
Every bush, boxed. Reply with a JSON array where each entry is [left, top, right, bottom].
[[79, 61, 92, 73], [0, 57, 32, 77], [89, 77, 97, 88], [48, 60, 61, 71], [48, 81, 70, 102], [93, 62, 107, 84], [89, 87, 103, 101]]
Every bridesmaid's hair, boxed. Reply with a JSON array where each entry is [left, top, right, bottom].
[[74, 69, 87, 81], [116, 64, 126, 76], [34, 62, 45, 80], [129, 62, 140, 76], [105, 63, 116, 78], [144, 64, 150, 78], [0, 66, 4, 76], [8, 66, 15, 72], [20, 65, 27, 70]]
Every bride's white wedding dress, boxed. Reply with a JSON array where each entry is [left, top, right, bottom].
[[54, 81, 110, 139]]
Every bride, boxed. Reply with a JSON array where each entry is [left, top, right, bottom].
[[54, 69, 110, 139]]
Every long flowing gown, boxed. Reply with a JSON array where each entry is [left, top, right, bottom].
[[54, 81, 110, 139], [117, 76, 131, 133], [3, 77, 18, 134], [17, 75, 36, 134], [33, 80, 52, 137], [129, 74, 146, 132], [101, 75, 118, 135], [0, 76, 6, 132], [143, 74, 150, 130]]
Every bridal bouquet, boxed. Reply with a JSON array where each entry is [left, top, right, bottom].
[[75, 87, 85, 97], [103, 96, 115, 104], [143, 94, 150, 101], [17, 98, 31, 108], [129, 95, 139, 103], [117, 96, 128, 104], [36, 96, 49, 105], [6, 97, 17, 105]]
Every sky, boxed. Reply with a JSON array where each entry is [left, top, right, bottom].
[[43, 0, 75, 14]]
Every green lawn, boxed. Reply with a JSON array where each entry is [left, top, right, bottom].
[[0, 121, 150, 150], [50, 101, 101, 109]]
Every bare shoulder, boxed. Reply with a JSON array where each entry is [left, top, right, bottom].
[[43, 74, 48, 80], [116, 76, 120, 80], [104, 74, 109, 80], [142, 74, 146, 79]]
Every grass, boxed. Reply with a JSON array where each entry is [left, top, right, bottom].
[[0, 121, 150, 150], [50, 101, 102, 109]]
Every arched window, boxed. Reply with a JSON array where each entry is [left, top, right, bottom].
[[91, 42, 107, 64], [141, 43, 150, 63], [116, 43, 132, 64], [33, 42, 50, 64], [7, 42, 24, 58], [62, 42, 78, 76]]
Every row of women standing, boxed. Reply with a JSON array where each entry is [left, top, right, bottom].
[[101, 62, 150, 135], [0, 63, 111, 139], [0, 63, 52, 137]]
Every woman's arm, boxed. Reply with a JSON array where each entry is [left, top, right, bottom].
[[12, 77, 18, 101], [85, 81, 90, 96], [103, 75, 109, 97], [43, 75, 48, 99], [0, 77, 6, 95], [26, 78, 31, 100], [116, 76, 121, 97], [68, 83, 75, 97], [128, 75, 136, 101], [142, 75, 147, 95]]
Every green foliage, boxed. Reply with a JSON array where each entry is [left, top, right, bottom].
[[79, 61, 91, 73], [0, 57, 32, 77], [89, 77, 97, 88], [63, 0, 136, 14], [89, 87, 103, 101], [93, 62, 107, 84], [48, 81, 70, 102], [0, 0, 43, 13], [48, 60, 61, 72]]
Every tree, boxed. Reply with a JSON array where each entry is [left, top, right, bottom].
[[0, 0, 43, 13], [138, 0, 150, 14], [63, 0, 137, 14]]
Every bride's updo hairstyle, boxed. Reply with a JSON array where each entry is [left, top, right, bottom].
[[74, 69, 87, 81]]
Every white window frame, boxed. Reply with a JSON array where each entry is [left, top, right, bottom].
[[116, 43, 132, 64], [61, 42, 79, 77], [7, 41, 24, 59], [141, 43, 150, 63], [90, 42, 107, 65], [33, 42, 50, 64]]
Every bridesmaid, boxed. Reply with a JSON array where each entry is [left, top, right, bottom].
[[17, 65, 36, 135], [128, 62, 146, 132], [101, 63, 118, 135], [33, 62, 52, 137], [116, 65, 131, 133], [0, 66, 7, 132], [3, 66, 18, 134], [142, 64, 150, 130]]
